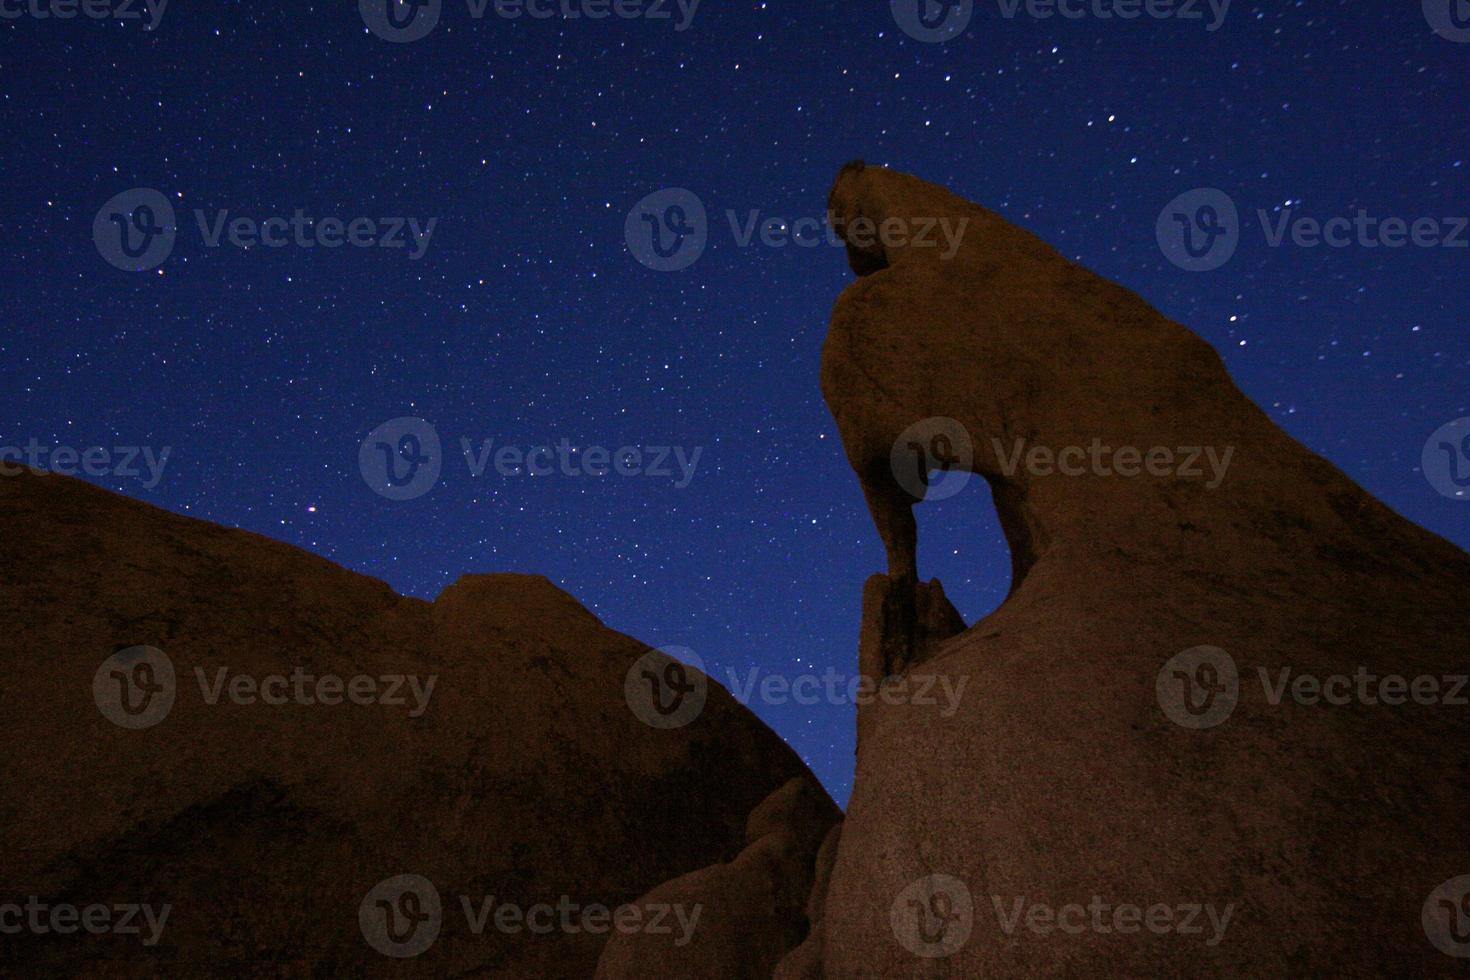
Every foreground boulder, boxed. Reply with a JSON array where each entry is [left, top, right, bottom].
[[0, 470, 832, 977], [595, 777, 840, 978], [816, 162, 1470, 976]]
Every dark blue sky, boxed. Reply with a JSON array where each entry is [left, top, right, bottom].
[[4, 0, 1466, 804]]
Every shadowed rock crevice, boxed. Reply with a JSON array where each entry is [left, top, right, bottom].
[[860, 575, 965, 677], [594, 777, 841, 979], [772, 822, 843, 980]]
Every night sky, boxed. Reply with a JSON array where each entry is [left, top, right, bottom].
[[4, 0, 1465, 805]]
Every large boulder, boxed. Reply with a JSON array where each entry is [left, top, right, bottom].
[[0, 469, 833, 977], [595, 777, 840, 979], [816, 162, 1470, 977]]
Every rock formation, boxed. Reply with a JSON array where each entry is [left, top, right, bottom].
[[770, 822, 841, 980], [0, 469, 834, 977], [8, 160, 1468, 978], [807, 161, 1470, 976], [594, 777, 839, 979]]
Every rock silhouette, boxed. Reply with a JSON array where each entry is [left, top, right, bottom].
[[594, 777, 839, 979], [0, 469, 832, 977], [811, 162, 1470, 976]]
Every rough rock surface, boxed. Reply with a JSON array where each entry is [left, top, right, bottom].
[[0, 469, 832, 977], [855, 575, 965, 752], [817, 162, 1470, 976], [594, 776, 840, 978], [771, 822, 842, 980]]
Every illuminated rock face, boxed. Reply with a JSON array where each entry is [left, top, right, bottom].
[[0, 470, 831, 978], [811, 162, 1470, 977]]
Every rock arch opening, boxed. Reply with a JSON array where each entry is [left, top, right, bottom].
[[914, 471, 1015, 626]]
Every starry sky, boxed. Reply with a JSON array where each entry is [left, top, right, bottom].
[[3, 1, 1465, 806]]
